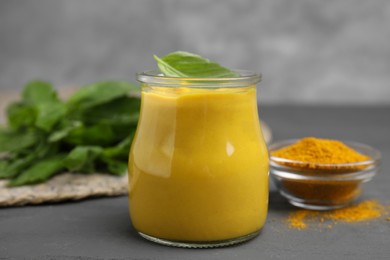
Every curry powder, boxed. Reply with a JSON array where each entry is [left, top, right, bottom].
[[271, 137, 369, 169], [271, 137, 371, 207], [288, 200, 387, 229]]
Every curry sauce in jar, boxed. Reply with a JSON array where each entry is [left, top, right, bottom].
[[128, 70, 269, 247]]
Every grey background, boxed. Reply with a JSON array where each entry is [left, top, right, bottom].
[[0, 0, 390, 104]]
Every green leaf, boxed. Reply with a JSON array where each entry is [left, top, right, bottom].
[[153, 55, 187, 77], [18, 80, 65, 131], [6, 102, 36, 129], [63, 146, 103, 173], [66, 81, 140, 111], [0, 160, 7, 168], [80, 96, 140, 126], [0, 154, 36, 179], [154, 51, 239, 78], [102, 131, 135, 160], [102, 158, 127, 176], [0, 160, 9, 173], [0, 129, 40, 153], [35, 101, 66, 132], [0, 141, 58, 179], [8, 155, 65, 186], [48, 120, 83, 142], [64, 124, 117, 146], [22, 81, 58, 104]]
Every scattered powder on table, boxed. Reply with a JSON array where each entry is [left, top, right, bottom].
[[288, 200, 388, 230]]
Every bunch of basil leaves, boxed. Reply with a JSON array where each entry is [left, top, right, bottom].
[[0, 80, 140, 186]]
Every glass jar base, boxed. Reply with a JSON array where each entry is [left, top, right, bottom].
[[138, 230, 260, 248]]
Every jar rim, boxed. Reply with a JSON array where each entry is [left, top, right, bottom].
[[136, 70, 261, 88]]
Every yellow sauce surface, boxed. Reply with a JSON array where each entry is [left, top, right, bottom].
[[128, 86, 268, 241]]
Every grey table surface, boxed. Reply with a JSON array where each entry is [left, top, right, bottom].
[[0, 105, 389, 260]]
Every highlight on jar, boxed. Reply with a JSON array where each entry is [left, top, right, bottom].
[[128, 51, 269, 248], [269, 137, 381, 210]]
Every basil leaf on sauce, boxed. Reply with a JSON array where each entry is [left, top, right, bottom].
[[154, 51, 239, 78]]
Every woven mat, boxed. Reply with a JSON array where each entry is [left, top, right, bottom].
[[0, 90, 272, 207], [0, 173, 128, 206]]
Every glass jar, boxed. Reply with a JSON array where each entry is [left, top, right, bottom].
[[128, 70, 268, 248]]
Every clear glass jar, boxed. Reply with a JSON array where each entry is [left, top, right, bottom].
[[128, 70, 268, 248]]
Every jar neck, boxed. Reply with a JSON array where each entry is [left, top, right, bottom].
[[137, 70, 261, 89], [142, 84, 257, 96]]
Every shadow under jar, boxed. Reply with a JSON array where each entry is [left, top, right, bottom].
[[128, 70, 269, 248]]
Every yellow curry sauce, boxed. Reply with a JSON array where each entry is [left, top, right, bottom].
[[128, 86, 268, 241]]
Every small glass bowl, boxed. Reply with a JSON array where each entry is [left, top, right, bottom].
[[269, 139, 381, 210]]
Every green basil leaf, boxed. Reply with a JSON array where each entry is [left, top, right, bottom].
[[64, 124, 117, 146], [6, 102, 36, 129], [0, 160, 10, 175], [153, 55, 187, 77], [63, 146, 103, 173], [0, 154, 36, 179], [102, 158, 127, 176], [101, 131, 135, 160], [0, 129, 40, 153], [154, 51, 239, 78], [35, 101, 66, 132], [0, 140, 58, 179], [8, 155, 65, 186], [48, 120, 83, 142], [80, 96, 140, 126], [67, 81, 140, 111], [22, 81, 58, 104], [0, 160, 7, 169], [16, 80, 65, 131]]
